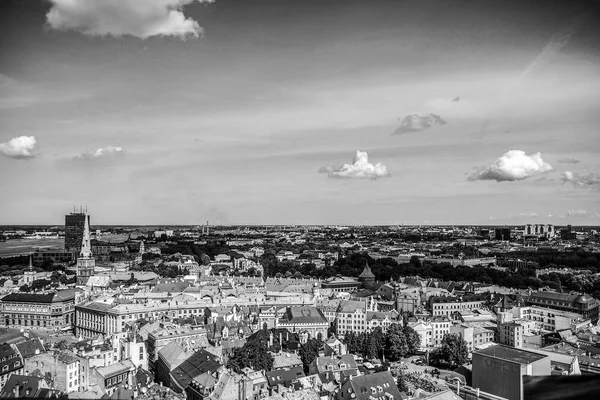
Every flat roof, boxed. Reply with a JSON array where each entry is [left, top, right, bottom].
[[475, 345, 547, 365]]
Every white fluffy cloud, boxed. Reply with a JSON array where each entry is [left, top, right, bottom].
[[74, 146, 126, 160], [0, 136, 39, 159], [392, 114, 446, 134], [468, 150, 553, 182], [319, 151, 390, 180], [46, 0, 214, 40], [560, 171, 600, 188]]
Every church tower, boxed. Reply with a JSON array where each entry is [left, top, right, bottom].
[[24, 254, 36, 285], [76, 214, 95, 285]]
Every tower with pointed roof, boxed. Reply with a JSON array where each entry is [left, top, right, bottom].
[[24, 254, 36, 285], [76, 214, 95, 285], [358, 260, 376, 286]]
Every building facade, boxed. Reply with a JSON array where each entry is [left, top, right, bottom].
[[527, 292, 599, 324], [0, 290, 78, 330], [65, 212, 89, 253]]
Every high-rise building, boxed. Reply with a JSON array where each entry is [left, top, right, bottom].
[[76, 215, 95, 285], [495, 228, 511, 241], [65, 210, 90, 253]]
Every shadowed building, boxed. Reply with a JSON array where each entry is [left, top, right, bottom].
[[65, 210, 90, 254], [472, 344, 550, 400], [76, 214, 95, 285]]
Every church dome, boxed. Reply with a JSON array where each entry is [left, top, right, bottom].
[[575, 294, 593, 304]]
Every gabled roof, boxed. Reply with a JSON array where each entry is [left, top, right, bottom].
[[170, 349, 222, 391], [343, 370, 403, 400], [265, 366, 305, 387], [15, 338, 45, 359], [0, 375, 46, 398]]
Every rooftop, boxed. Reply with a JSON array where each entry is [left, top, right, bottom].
[[475, 344, 547, 365]]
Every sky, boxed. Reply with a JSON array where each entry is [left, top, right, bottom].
[[0, 0, 599, 226]]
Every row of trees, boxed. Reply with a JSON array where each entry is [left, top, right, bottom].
[[259, 250, 600, 294], [343, 324, 421, 362]]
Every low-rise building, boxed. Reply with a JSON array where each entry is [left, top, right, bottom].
[[0, 344, 23, 391], [1, 290, 80, 330]]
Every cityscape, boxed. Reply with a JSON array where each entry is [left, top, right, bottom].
[[1, 1, 600, 400]]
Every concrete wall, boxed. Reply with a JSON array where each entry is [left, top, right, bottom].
[[472, 354, 523, 400]]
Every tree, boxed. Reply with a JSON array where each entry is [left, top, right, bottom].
[[365, 327, 385, 360], [439, 334, 469, 367], [299, 338, 322, 373], [227, 339, 273, 372], [397, 372, 408, 394], [403, 325, 421, 355], [19, 284, 30, 292], [385, 323, 409, 361]]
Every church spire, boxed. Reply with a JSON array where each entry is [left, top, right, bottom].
[[29, 254, 33, 271], [80, 214, 92, 258]]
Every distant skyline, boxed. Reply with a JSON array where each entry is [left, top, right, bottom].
[[1, 0, 599, 225]]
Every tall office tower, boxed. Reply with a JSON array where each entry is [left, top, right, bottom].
[[76, 214, 95, 285], [65, 208, 90, 253]]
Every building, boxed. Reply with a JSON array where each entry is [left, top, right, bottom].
[[430, 296, 487, 319], [527, 291, 598, 324], [65, 211, 89, 253], [0, 289, 79, 330], [515, 305, 584, 332], [25, 350, 79, 393], [321, 277, 362, 293], [358, 262, 376, 287], [0, 375, 56, 398], [146, 323, 208, 372], [524, 224, 555, 239], [472, 345, 551, 400], [337, 370, 402, 400], [76, 214, 95, 285], [0, 344, 23, 391], [276, 307, 329, 342], [495, 228, 511, 241], [90, 359, 135, 398], [32, 249, 74, 265]]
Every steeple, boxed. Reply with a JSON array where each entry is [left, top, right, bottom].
[[80, 214, 92, 258], [28, 254, 34, 271]]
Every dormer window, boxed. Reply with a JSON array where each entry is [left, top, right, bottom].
[[14, 361, 20, 367]]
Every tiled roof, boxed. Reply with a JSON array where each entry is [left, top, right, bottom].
[[15, 339, 45, 359], [282, 307, 327, 325], [265, 366, 305, 387]]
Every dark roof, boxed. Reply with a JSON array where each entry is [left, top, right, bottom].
[[1, 293, 55, 303], [0, 375, 46, 398], [170, 349, 222, 391], [265, 366, 305, 387], [358, 263, 375, 279], [1, 289, 77, 304], [283, 307, 327, 324], [344, 370, 403, 400], [475, 345, 547, 365], [15, 339, 45, 359]]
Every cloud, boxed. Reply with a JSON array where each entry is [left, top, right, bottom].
[[73, 146, 127, 161], [560, 171, 600, 188], [557, 157, 580, 164], [46, 0, 214, 40], [392, 114, 447, 134], [468, 150, 553, 182], [567, 209, 588, 217], [0, 136, 39, 159], [508, 212, 539, 220], [319, 151, 390, 180]]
